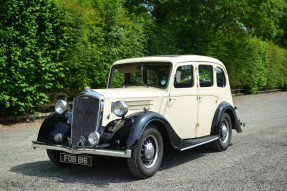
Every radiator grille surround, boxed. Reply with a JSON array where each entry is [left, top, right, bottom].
[[71, 92, 104, 148]]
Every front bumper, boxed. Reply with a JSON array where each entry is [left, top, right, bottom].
[[32, 141, 131, 158]]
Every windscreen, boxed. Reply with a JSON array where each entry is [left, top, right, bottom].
[[109, 62, 172, 89]]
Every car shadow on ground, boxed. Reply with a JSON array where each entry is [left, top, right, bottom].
[[160, 145, 213, 171], [10, 145, 214, 185]]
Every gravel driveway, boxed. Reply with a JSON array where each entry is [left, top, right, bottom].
[[0, 92, 286, 191]]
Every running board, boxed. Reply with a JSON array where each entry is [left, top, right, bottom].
[[180, 135, 219, 151]]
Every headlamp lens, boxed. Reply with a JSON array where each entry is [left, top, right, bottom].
[[55, 100, 68, 114], [112, 100, 128, 117]]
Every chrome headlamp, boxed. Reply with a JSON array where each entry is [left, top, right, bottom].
[[88, 132, 100, 146], [112, 100, 128, 117], [54, 133, 63, 143], [55, 100, 68, 114]]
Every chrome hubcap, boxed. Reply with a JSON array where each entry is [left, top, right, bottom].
[[144, 143, 155, 160], [220, 120, 229, 144], [141, 135, 158, 168]]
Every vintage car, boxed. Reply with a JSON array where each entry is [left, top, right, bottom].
[[32, 55, 244, 178]]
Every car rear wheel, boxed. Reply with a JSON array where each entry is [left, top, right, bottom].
[[211, 113, 232, 151], [127, 126, 163, 179], [46, 150, 71, 167]]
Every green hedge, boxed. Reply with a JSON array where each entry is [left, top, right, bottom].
[[0, 0, 68, 116], [217, 38, 287, 93], [0, 0, 151, 116], [59, 0, 149, 95], [1, 0, 287, 117]]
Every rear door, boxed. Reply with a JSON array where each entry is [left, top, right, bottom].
[[196, 63, 219, 137]]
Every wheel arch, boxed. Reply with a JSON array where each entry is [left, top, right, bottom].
[[37, 112, 71, 145], [145, 120, 173, 149], [123, 111, 182, 150], [225, 108, 237, 132], [211, 101, 242, 134]]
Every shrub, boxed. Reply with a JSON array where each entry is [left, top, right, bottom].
[[59, 0, 149, 95], [0, 0, 68, 116], [215, 38, 287, 93]]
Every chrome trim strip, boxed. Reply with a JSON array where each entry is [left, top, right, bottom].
[[180, 137, 219, 151], [32, 141, 131, 158], [84, 89, 105, 100]]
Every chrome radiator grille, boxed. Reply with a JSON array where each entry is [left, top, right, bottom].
[[71, 95, 100, 147]]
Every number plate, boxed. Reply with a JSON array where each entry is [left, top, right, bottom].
[[60, 153, 92, 166]]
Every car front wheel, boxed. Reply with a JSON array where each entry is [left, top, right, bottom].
[[127, 126, 163, 179]]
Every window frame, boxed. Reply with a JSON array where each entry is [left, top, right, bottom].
[[173, 65, 194, 88], [198, 64, 214, 88], [216, 66, 226, 88]]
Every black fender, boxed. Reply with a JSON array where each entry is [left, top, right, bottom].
[[37, 112, 71, 146], [101, 111, 182, 150], [211, 101, 243, 134]]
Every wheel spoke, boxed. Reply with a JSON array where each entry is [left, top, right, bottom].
[[128, 127, 163, 178], [220, 120, 229, 143], [140, 135, 159, 168]]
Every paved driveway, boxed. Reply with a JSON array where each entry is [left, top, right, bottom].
[[0, 92, 286, 191]]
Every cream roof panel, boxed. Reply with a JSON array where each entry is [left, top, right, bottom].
[[113, 55, 224, 67]]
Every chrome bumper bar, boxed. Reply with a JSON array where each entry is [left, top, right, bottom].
[[32, 141, 131, 158]]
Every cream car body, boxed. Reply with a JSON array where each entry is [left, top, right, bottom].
[[97, 87, 167, 126], [32, 55, 244, 179], [101, 55, 234, 138]]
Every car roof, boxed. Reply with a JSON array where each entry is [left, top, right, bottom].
[[113, 55, 224, 66]]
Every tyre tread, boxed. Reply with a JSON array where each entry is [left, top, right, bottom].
[[127, 126, 163, 179]]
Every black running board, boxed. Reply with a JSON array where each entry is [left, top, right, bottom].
[[180, 135, 219, 151]]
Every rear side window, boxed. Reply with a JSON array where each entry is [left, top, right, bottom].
[[216, 67, 226, 87], [174, 65, 193, 88], [199, 65, 213, 87]]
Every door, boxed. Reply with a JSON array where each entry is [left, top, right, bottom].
[[164, 63, 198, 139], [196, 64, 219, 137]]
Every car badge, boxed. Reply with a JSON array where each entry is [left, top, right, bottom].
[[82, 96, 89, 103], [77, 136, 86, 148]]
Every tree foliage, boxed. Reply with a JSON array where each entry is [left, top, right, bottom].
[[217, 38, 287, 93], [1, 0, 287, 116], [58, 0, 149, 94], [0, 0, 68, 116], [129, 0, 287, 92]]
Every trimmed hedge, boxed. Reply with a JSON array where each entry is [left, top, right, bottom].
[[0, 0, 68, 116], [217, 38, 287, 93], [58, 0, 149, 95], [0, 0, 151, 116], [1, 0, 287, 117]]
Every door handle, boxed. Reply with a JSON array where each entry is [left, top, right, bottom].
[[168, 98, 176, 105], [198, 96, 204, 102]]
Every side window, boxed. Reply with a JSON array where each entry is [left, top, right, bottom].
[[174, 65, 193, 88], [216, 67, 226, 87], [199, 65, 213, 87]]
